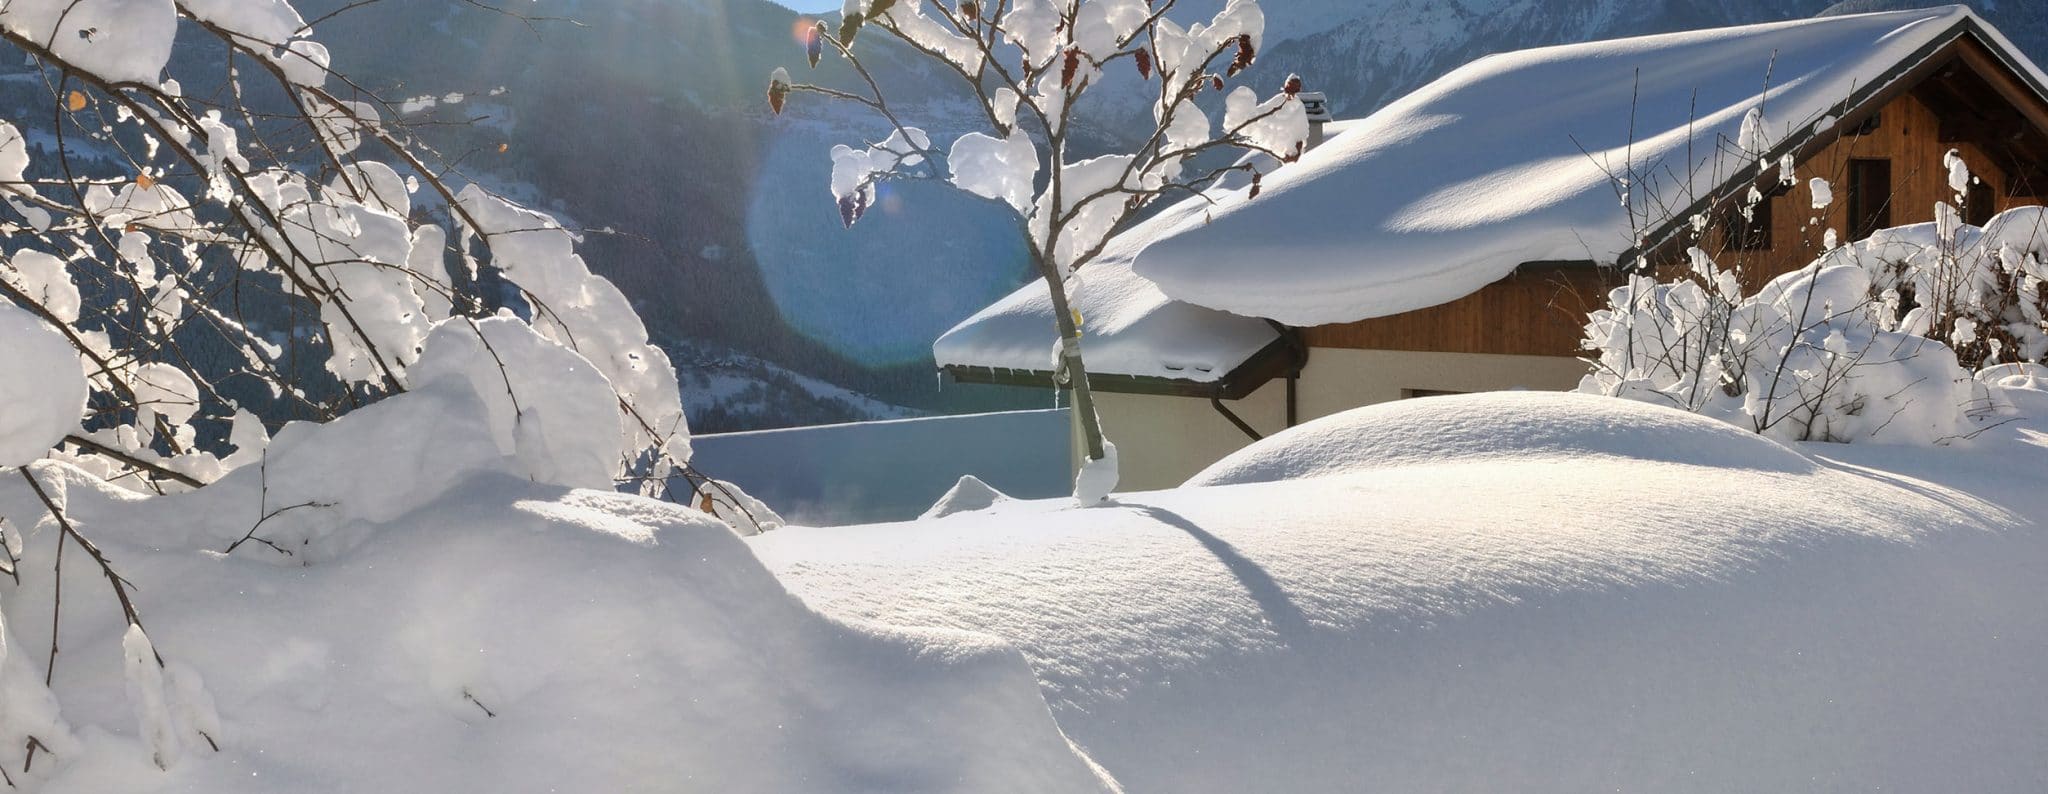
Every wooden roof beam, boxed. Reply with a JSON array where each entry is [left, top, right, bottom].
[[1952, 36, 2048, 142]]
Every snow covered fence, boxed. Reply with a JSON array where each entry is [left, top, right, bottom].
[[691, 409, 1073, 525]]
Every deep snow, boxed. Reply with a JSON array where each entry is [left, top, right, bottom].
[[754, 392, 2048, 791], [0, 381, 1116, 792]]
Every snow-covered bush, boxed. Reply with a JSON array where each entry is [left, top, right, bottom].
[[0, 1, 796, 782], [0, 3, 699, 493], [773, 0, 1310, 500], [1580, 153, 2048, 444]]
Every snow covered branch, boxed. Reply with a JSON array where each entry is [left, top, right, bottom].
[[773, 0, 1308, 500], [1581, 152, 2048, 444]]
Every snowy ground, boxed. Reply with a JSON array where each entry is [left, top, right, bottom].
[[752, 393, 2048, 791], [9, 386, 2046, 790], [0, 381, 1113, 793]]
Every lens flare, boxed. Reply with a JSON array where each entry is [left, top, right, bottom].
[[745, 131, 1032, 367]]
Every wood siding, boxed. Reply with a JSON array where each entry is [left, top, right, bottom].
[[1307, 35, 2048, 359], [1701, 84, 2043, 292], [1300, 264, 1622, 356]]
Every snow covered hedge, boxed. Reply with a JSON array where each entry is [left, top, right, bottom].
[[0, 0, 702, 495], [0, 0, 826, 786], [1580, 154, 2048, 444]]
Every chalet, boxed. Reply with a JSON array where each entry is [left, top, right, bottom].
[[934, 6, 2048, 490]]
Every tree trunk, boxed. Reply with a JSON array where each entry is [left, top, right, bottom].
[[1039, 266, 1107, 462]]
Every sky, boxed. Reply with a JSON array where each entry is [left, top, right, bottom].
[[774, 0, 840, 12]]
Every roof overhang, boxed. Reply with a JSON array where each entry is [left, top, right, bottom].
[[942, 332, 1303, 400]]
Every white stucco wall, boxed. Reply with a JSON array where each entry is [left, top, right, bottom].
[[1089, 348, 1594, 491]]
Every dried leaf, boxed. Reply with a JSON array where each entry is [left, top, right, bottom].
[[1228, 33, 1255, 76], [767, 70, 791, 115], [65, 90, 86, 112]]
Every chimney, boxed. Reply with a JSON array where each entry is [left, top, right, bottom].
[[1299, 91, 1334, 149]]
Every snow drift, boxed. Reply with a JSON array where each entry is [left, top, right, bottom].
[[0, 366, 1114, 792], [755, 392, 2048, 791]]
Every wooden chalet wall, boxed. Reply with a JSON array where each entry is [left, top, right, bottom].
[[1305, 35, 2048, 359], [1705, 37, 2048, 291], [1300, 264, 1619, 356]]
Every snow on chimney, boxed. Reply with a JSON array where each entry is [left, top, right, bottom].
[[1299, 91, 1334, 148]]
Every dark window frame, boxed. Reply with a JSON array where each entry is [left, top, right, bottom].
[[1966, 178, 1996, 226], [1847, 158, 1893, 241]]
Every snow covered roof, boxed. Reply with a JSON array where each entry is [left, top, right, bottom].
[[1130, 5, 2048, 326], [932, 204, 1284, 386]]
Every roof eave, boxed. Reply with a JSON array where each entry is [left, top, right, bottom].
[[939, 333, 1299, 400]]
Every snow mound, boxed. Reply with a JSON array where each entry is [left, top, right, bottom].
[[921, 475, 1011, 519], [1189, 391, 1815, 486], [755, 397, 2045, 790], [408, 317, 623, 491], [0, 384, 1115, 791], [0, 301, 85, 467]]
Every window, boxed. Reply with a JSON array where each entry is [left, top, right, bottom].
[[1847, 158, 1892, 241], [1966, 178, 1996, 226], [1721, 195, 1773, 251]]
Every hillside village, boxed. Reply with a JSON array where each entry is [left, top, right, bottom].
[[0, 1, 2046, 791]]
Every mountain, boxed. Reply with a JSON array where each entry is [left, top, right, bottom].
[[130, 0, 2048, 432], [1822, 0, 2048, 55]]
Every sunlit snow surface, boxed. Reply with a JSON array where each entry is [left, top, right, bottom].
[[755, 392, 2048, 791], [1131, 6, 2048, 326], [0, 382, 1114, 793]]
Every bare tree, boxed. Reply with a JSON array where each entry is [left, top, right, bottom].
[[771, 0, 1309, 499], [0, 1, 706, 495], [0, 1, 735, 773]]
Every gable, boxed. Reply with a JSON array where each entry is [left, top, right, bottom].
[[1125, 7, 2039, 328], [1637, 26, 2048, 284], [1305, 27, 2048, 360]]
